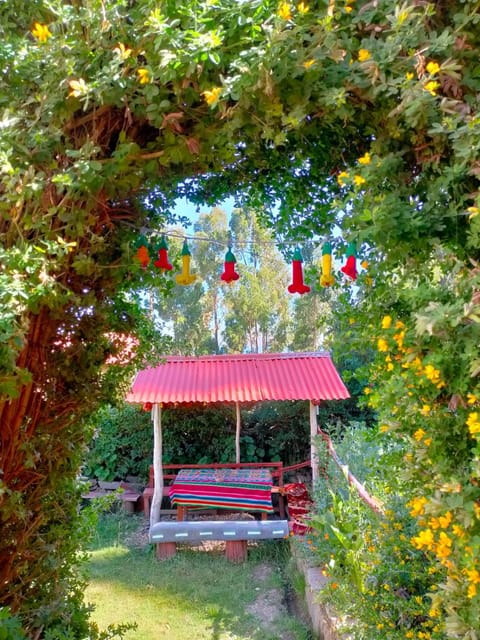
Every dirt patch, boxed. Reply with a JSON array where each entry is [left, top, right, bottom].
[[246, 563, 299, 640]]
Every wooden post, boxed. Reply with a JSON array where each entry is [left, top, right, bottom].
[[225, 540, 247, 563], [151, 404, 175, 559], [309, 401, 319, 484], [235, 401, 241, 464], [156, 542, 176, 560], [150, 403, 164, 528]]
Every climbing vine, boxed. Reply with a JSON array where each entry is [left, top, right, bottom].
[[0, 0, 479, 636]]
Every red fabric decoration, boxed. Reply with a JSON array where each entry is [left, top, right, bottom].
[[341, 242, 357, 280], [288, 248, 310, 295], [221, 247, 240, 283], [143, 402, 153, 412], [154, 235, 173, 271]]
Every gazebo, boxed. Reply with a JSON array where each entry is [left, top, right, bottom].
[[126, 351, 350, 532]]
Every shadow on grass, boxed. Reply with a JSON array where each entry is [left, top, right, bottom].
[[86, 513, 308, 640]]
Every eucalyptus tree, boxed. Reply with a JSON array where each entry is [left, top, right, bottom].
[[223, 207, 291, 353]]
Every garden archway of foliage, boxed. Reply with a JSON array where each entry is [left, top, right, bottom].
[[0, 1, 479, 637]]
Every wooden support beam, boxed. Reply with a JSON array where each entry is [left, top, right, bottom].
[[150, 403, 164, 528], [309, 401, 319, 484], [235, 401, 241, 464]]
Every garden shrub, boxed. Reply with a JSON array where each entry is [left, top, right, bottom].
[[83, 399, 360, 481], [304, 423, 447, 640], [83, 405, 153, 481]]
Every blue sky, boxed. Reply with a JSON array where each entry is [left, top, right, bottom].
[[173, 197, 237, 232]]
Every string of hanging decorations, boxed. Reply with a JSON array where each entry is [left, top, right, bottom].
[[133, 232, 367, 294]]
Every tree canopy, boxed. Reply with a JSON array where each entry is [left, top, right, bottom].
[[1, 0, 480, 637]]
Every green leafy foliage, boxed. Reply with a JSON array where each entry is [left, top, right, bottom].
[[83, 405, 153, 481], [1, 0, 480, 637], [304, 424, 446, 640], [0, 609, 27, 640]]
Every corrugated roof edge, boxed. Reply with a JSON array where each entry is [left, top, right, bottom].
[[161, 351, 332, 363]]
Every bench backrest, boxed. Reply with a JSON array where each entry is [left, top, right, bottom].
[[148, 462, 284, 488]]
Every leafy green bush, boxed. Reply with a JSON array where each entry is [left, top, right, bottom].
[[83, 405, 153, 481], [302, 423, 447, 640], [0, 608, 27, 640], [83, 397, 364, 482]]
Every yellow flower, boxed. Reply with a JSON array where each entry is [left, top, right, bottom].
[[420, 404, 431, 416], [474, 503, 480, 519], [377, 337, 388, 352], [394, 330, 405, 349], [114, 42, 132, 60], [467, 583, 477, 598], [435, 531, 452, 559], [423, 364, 441, 383], [408, 496, 428, 517], [358, 49, 371, 62], [426, 61, 440, 75], [424, 438, 432, 446], [452, 524, 465, 538], [381, 315, 392, 329], [303, 59, 316, 69], [465, 568, 480, 584], [379, 425, 389, 433], [297, 2, 310, 13], [354, 174, 366, 186], [68, 78, 88, 98], [32, 22, 52, 42], [278, 2, 292, 19], [202, 87, 222, 106], [364, 387, 372, 395], [358, 152, 371, 165], [467, 393, 477, 405], [438, 511, 452, 529], [137, 68, 151, 84], [411, 528, 434, 550], [337, 171, 349, 186], [424, 80, 439, 96], [413, 428, 426, 441], [467, 412, 480, 436], [345, 5, 353, 12]]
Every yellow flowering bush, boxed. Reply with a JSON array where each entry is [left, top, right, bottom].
[[359, 296, 480, 636], [304, 425, 449, 640]]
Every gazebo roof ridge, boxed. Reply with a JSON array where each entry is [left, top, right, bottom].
[[158, 351, 332, 364]]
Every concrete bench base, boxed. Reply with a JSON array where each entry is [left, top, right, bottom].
[[150, 519, 289, 563]]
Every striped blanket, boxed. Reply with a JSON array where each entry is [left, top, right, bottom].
[[169, 468, 274, 513]]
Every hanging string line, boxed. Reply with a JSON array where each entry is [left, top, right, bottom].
[[142, 228, 328, 249]]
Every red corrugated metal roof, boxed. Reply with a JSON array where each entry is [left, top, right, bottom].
[[126, 352, 350, 404]]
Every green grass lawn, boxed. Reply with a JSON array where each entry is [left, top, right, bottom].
[[85, 512, 311, 640]]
